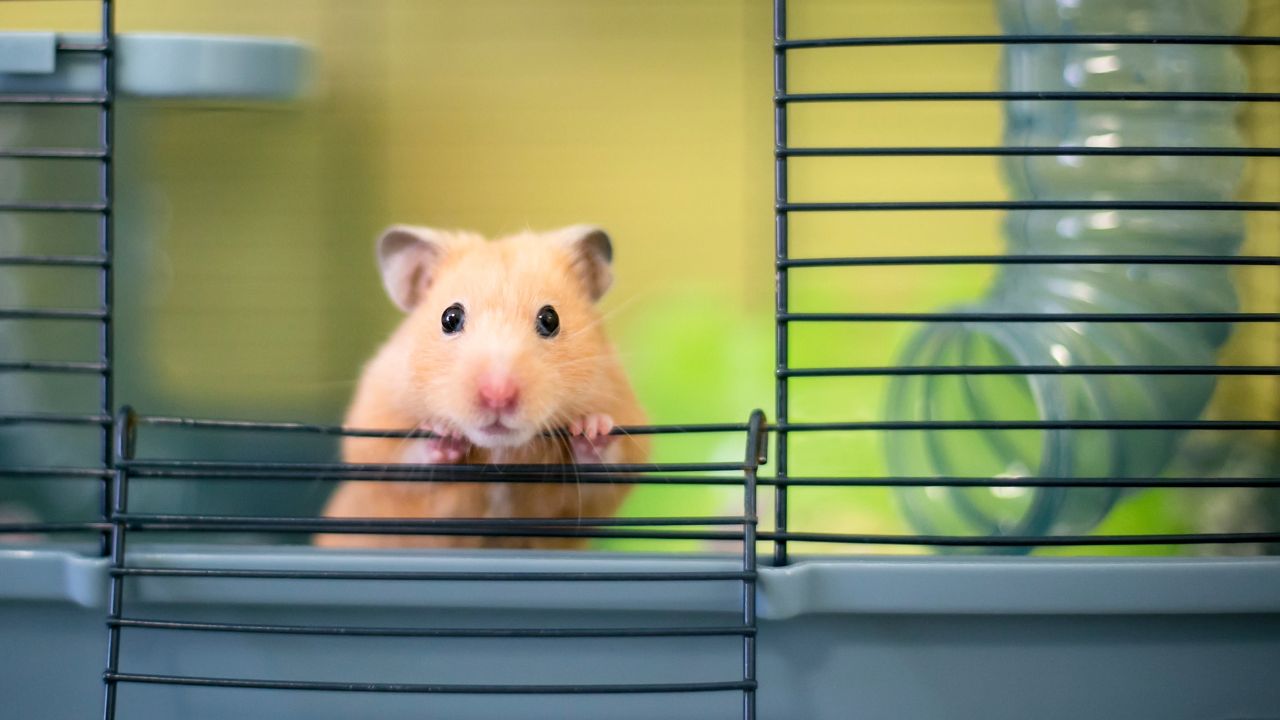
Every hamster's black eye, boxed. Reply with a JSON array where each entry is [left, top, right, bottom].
[[536, 305, 560, 338], [441, 303, 465, 335]]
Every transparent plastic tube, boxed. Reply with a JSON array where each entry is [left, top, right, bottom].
[[887, 0, 1249, 544]]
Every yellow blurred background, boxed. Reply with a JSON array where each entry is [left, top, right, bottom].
[[2, 0, 1276, 553]]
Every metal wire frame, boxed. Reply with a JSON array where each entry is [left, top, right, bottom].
[[0, 1, 116, 518], [0, 0, 1266, 522], [772, 0, 792, 568], [98, 407, 765, 717], [779, 200, 1280, 212], [781, 91, 1280, 103], [37, 396, 1270, 559], [776, 34, 1280, 48], [0, 1, 116, 715], [0, 94, 108, 105], [0, 3, 1273, 717], [771, 0, 1280, 565], [780, 255, 1280, 266]]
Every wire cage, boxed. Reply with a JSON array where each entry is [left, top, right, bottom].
[[2, 1, 1279, 719]]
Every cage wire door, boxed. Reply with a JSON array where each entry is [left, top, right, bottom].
[[99, 412, 764, 719]]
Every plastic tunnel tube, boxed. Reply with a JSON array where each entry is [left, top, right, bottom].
[[886, 0, 1251, 548]]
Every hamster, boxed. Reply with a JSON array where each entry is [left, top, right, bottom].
[[316, 224, 649, 550]]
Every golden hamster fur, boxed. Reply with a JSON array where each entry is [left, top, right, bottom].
[[317, 224, 648, 549]]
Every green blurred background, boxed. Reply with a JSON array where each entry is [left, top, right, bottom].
[[1, 0, 1276, 555]]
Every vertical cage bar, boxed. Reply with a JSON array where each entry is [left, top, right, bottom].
[[102, 408, 132, 720], [772, 0, 790, 567], [98, 2, 120, 707], [96, 0, 116, 557], [741, 410, 765, 720]]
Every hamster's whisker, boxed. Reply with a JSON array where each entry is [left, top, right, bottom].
[[595, 288, 652, 323], [278, 378, 360, 390], [384, 420, 433, 475], [543, 411, 584, 521]]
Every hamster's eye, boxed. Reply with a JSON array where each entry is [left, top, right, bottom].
[[535, 305, 560, 338], [441, 303, 465, 335]]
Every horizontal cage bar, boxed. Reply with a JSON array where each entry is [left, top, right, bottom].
[[777, 91, 1280, 103], [0, 466, 112, 479], [758, 531, 1280, 547], [115, 513, 745, 528], [778, 200, 1280, 212], [110, 618, 755, 638], [49, 525, 1280, 540], [116, 522, 745, 542], [136, 415, 749, 438], [757, 476, 1280, 488], [779, 365, 1280, 377], [55, 40, 109, 53], [776, 34, 1280, 49], [778, 420, 1280, 431], [0, 202, 108, 213], [0, 412, 112, 426], [0, 93, 108, 106], [779, 312, 1280, 322], [112, 567, 755, 582], [0, 308, 108, 321], [0, 360, 109, 374], [0, 148, 108, 160], [778, 145, 1280, 158], [121, 468, 749, 485], [779, 255, 1280, 267], [0, 255, 109, 267], [119, 459, 749, 474], [118, 468, 1280, 486], [0, 522, 110, 534], [104, 673, 755, 695]]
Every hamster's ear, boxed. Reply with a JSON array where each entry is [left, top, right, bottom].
[[376, 225, 448, 312], [552, 224, 613, 302]]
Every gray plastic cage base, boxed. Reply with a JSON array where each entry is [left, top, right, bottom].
[[2, 548, 1278, 719]]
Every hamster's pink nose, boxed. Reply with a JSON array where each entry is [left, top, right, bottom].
[[477, 374, 520, 412]]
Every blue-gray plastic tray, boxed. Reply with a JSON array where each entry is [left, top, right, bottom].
[[0, 31, 308, 99], [2, 548, 1277, 719]]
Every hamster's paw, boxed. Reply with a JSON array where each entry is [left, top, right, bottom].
[[567, 413, 615, 463], [410, 423, 470, 463]]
